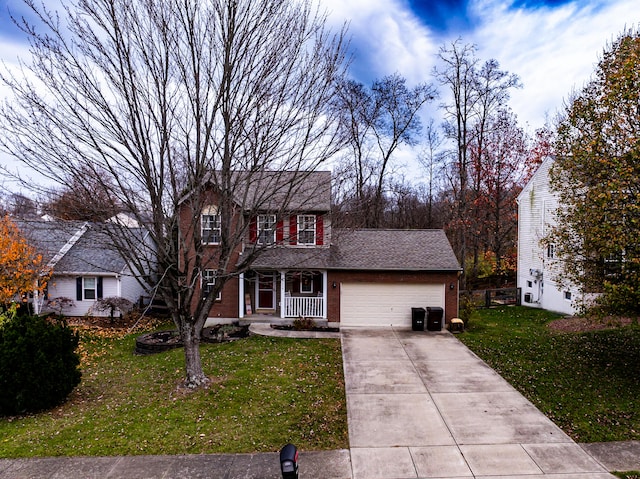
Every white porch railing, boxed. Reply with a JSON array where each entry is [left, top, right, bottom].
[[284, 296, 324, 318]]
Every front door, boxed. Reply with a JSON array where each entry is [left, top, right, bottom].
[[256, 273, 275, 310]]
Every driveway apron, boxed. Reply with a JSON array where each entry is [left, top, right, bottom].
[[341, 327, 615, 479]]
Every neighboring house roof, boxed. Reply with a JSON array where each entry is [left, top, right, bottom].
[[16, 219, 137, 276], [516, 156, 554, 204], [53, 227, 129, 274], [16, 220, 87, 266], [250, 229, 461, 272], [182, 170, 332, 212]]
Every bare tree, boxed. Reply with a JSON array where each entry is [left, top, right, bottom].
[[434, 39, 521, 287], [417, 119, 445, 229], [42, 165, 123, 221], [333, 74, 436, 227], [0, 0, 347, 388]]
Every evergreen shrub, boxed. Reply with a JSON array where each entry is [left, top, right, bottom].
[[0, 314, 81, 415]]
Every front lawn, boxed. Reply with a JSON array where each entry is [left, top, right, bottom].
[[0, 327, 347, 457], [458, 306, 640, 443]]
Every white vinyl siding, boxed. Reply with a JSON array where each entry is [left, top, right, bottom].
[[516, 157, 581, 315], [340, 283, 444, 327]]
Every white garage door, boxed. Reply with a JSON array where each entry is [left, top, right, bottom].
[[340, 282, 445, 327]]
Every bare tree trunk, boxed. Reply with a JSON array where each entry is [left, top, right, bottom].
[[179, 316, 209, 388]]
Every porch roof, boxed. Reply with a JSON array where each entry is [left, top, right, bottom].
[[250, 247, 333, 270], [249, 229, 461, 272]]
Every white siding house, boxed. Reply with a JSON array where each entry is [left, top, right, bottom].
[[18, 219, 149, 317], [516, 157, 581, 315]]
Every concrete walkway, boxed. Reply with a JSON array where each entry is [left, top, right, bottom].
[[342, 327, 617, 479]]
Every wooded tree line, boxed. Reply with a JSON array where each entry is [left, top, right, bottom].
[[330, 42, 552, 288]]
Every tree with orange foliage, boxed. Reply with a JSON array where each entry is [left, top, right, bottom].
[[0, 216, 49, 310]]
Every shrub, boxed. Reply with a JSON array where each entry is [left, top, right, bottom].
[[0, 315, 81, 415], [293, 317, 316, 330]]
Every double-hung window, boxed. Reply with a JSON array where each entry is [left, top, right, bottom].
[[257, 215, 276, 245], [83, 277, 97, 300], [202, 269, 221, 300], [202, 214, 221, 245], [297, 215, 316, 245]]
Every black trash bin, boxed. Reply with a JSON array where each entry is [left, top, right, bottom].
[[411, 307, 426, 331], [426, 306, 443, 331]]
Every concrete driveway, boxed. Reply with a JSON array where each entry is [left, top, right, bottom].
[[341, 327, 615, 479]]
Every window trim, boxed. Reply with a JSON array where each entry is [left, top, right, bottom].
[[202, 269, 221, 301], [297, 214, 316, 246]]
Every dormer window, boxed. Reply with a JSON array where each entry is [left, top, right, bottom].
[[257, 215, 276, 245], [297, 215, 316, 245]]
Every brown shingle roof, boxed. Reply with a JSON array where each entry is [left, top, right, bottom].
[[330, 229, 460, 271], [250, 229, 461, 272], [185, 170, 332, 212]]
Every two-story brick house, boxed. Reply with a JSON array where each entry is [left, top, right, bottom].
[[181, 171, 461, 328]]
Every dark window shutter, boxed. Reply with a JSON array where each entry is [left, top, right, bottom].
[[249, 217, 257, 243], [276, 219, 284, 243], [76, 277, 82, 301], [289, 215, 297, 245], [316, 214, 324, 245], [97, 277, 103, 299]]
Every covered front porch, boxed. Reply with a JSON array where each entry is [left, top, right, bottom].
[[238, 270, 327, 319]]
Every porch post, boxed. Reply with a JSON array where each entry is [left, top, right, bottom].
[[280, 270, 286, 318], [322, 270, 328, 319], [238, 272, 245, 319]]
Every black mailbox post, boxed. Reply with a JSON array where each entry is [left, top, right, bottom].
[[426, 306, 443, 331], [411, 307, 426, 331], [280, 443, 299, 479]]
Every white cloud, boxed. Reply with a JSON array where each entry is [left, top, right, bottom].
[[324, 0, 439, 85], [466, 0, 637, 129]]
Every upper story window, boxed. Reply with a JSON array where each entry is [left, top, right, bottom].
[[202, 212, 221, 245], [297, 215, 316, 245], [202, 269, 221, 300], [546, 244, 556, 259], [257, 214, 276, 245]]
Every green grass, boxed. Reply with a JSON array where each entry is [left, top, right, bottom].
[[458, 306, 640, 443], [0, 329, 347, 457]]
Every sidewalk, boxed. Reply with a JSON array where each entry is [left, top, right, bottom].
[[0, 326, 637, 478]]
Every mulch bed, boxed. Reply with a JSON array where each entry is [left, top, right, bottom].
[[548, 316, 636, 333]]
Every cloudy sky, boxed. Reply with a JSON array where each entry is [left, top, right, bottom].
[[319, 0, 638, 131], [0, 0, 638, 181]]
